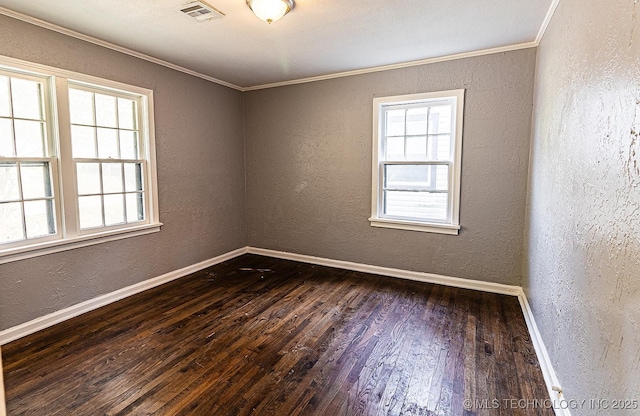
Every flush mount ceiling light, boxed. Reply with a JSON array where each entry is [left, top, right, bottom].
[[246, 0, 294, 24]]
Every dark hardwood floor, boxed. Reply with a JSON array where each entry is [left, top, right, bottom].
[[3, 254, 552, 415]]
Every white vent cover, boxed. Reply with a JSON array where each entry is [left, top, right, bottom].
[[179, 1, 224, 22]]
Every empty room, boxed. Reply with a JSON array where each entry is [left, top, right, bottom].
[[0, 0, 638, 415]]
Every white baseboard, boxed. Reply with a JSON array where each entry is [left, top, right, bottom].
[[0, 245, 567, 416], [517, 290, 571, 416], [0, 247, 248, 345], [247, 247, 522, 296], [248, 247, 568, 416]]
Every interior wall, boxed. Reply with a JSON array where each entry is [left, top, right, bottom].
[[524, 0, 640, 411], [244, 49, 536, 285], [0, 15, 247, 331]]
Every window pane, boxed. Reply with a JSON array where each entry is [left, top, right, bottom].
[[69, 89, 94, 125], [124, 163, 143, 192], [21, 162, 52, 199], [10, 78, 43, 120], [385, 164, 449, 192], [0, 163, 20, 201], [0, 118, 14, 157], [78, 195, 103, 229], [0, 202, 24, 242], [433, 135, 451, 161], [76, 162, 101, 195], [118, 98, 137, 130], [428, 105, 452, 134], [384, 191, 448, 222], [97, 128, 118, 159], [71, 125, 96, 158], [406, 107, 428, 136], [434, 165, 449, 191], [119, 130, 138, 159], [0, 76, 10, 117], [406, 136, 427, 161], [385, 109, 405, 136], [385, 136, 404, 161], [24, 199, 54, 238], [14, 120, 45, 157], [102, 163, 123, 193], [104, 193, 125, 226], [125, 192, 144, 222], [386, 165, 433, 191], [95, 93, 117, 128]]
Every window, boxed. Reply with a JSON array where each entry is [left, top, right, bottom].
[[370, 90, 464, 235], [0, 73, 57, 245], [0, 56, 160, 263], [68, 85, 145, 230]]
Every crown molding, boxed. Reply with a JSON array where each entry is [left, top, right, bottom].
[[243, 41, 538, 91], [0, 0, 561, 92], [536, 0, 562, 44], [0, 6, 243, 91], [247, 0, 562, 93]]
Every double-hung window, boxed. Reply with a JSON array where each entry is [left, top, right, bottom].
[[68, 85, 146, 230], [370, 90, 464, 235], [0, 56, 160, 264], [0, 71, 57, 245]]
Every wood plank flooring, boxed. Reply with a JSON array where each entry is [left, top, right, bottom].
[[2, 255, 553, 415]]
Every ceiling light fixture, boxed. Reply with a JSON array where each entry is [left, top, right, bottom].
[[246, 0, 294, 24]]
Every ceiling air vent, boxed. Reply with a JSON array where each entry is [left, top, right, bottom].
[[179, 1, 224, 22]]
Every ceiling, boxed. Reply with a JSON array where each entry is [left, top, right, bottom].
[[0, 0, 554, 90]]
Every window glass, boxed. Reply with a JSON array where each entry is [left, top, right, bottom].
[[0, 59, 158, 260], [0, 72, 56, 245], [69, 86, 147, 230], [371, 90, 463, 233]]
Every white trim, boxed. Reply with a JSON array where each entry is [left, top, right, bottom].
[[0, 54, 163, 263], [248, 247, 568, 415], [243, 42, 537, 91], [0, 246, 248, 345], [370, 89, 464, 234], [517, 289, 571, 416], [369, 218, 460, 235], [247, 247, 520, 296], [0, 6, 242, 92], [0, 245, 567, 416], [535, 0, 562, 45], [144, 91, 160, 225], [0, 2, 558, 92], [0, 6, 545, 92], [0, 223, 163, 265]]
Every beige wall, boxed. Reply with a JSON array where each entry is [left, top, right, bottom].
[[0, 15, 247, 331], [524, 0, 640, 411], [244, 49, 536, 285]]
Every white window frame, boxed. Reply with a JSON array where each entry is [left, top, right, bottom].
[[370, 89, 464, 235], [0, 55, 161, 264], [0, 70, 62, 248]]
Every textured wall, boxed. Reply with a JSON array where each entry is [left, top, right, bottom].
[[245, 49, 536, 285], [0, 15, 247, 330], [524, 0, 640, 412]]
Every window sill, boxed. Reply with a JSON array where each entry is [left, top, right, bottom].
[[369, 218, 460, 235], [0, 223, 163, 265]]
